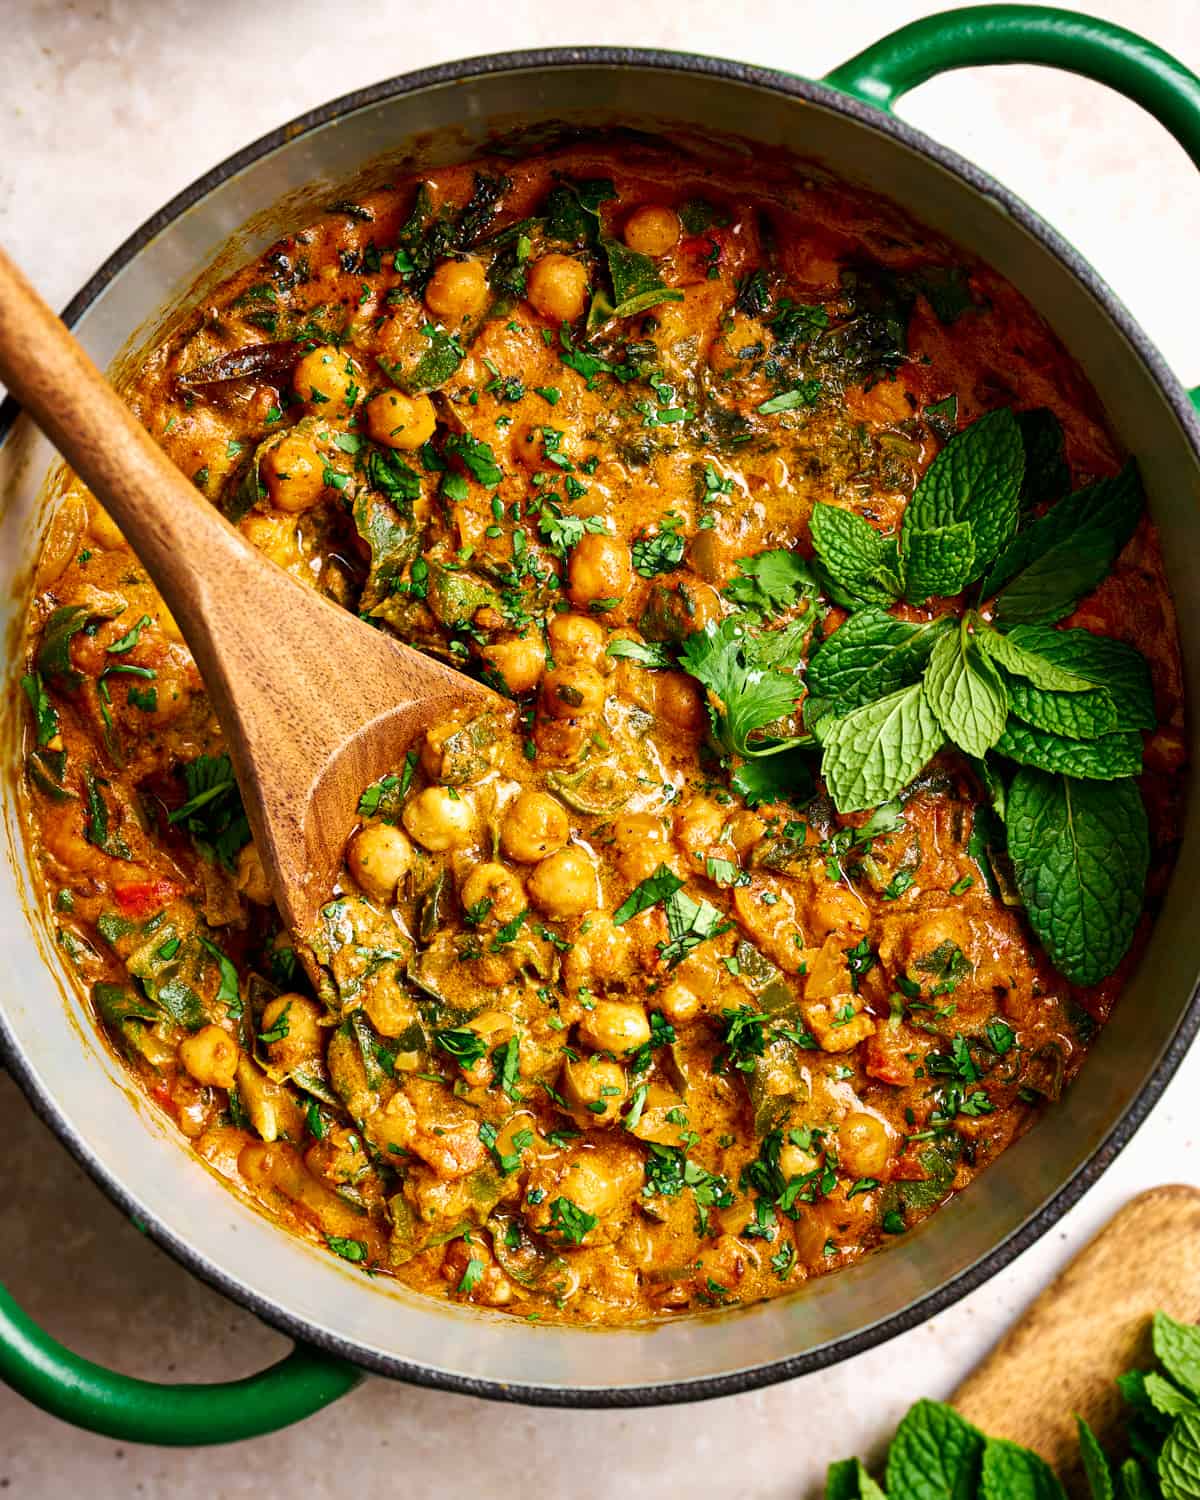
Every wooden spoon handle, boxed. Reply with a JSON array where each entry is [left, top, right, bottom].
[[0, 243, 253, 626]]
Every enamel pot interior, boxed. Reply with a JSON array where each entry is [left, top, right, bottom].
[[2, 53, 1199, 1405]]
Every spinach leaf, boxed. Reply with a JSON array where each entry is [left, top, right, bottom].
[[807, 610, 952, 713], [923, 622, 1009, 759], [592, 236, 684, 324], [885, 1399, 984, 1500], [996, 721, 1143, 779], [37, 604, 107, 689], [810, 504, 901, 606], [1016, 408, 1070, 513], [1006, 769, 1148, 985], [981, 1437, 1068, 1500], [168, 753, 252, 870], [354, 487, 418, 612], [21, 671, 60, 748], [818, 682, 945, 813], [985, 462, 1143, 623], [543, 178, 614, 244], [902, 407, 1024, 600]]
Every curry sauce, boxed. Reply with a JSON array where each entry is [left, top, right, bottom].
[[19, 140, 1186, 1324]]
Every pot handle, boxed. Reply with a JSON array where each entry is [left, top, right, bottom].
[[0, 1278, 361, 1445], [823, 3, 1200, 411]]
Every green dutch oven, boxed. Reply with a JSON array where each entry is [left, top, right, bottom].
[[2, 3, 1199, 1441]]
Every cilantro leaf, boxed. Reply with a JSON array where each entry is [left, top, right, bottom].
[[678, 617, 808, 760], [1006, 769, 1148, 985], [724, 550, 818, 617], [730, 749, 814, 808]]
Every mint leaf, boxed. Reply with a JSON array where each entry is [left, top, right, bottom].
[[820, 682, 944, 813], [986, 462, 1143, 623], [1004, 626, 1155, 732], [724, 549, 818, 617], [1016, 408, 1069, 513], [1077, 1417, 1115, 1500], [885, 1399, 984, 1500], [1154, 1313, 1200, 1400], [903, 407, 1023, 589], [981, 1437, 1068, 1500], [811, 503, 900, 605], [1006, 769, 1148, 984], [826, 1459, 861, 1500], [996, 721, 1143, 779], [975, 627, 1094, 693], [904, 521, 976, 602], [1006, 681, 1119, 741], [808, 610, 952, 712], [1160, 1412, 1200, 1500], [1145, 1373, 1200, 1418], [923, 623, 1009, 758]]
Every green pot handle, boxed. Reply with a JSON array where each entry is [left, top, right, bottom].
[[0, 1279, 361, 1444], [823, 3, 1200, 411]]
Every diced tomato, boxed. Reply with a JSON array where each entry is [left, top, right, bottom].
[[113, 878, 177, 920], [864, 1027, 919, 1087]]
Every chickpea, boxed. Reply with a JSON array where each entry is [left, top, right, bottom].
[[461, 861, 526, 924], [500, 791, 569, 864], [562, 1053, 627, 1124], [674, 798, 727, 861], [654, 671, 706, 733], [178, 1025, 239, 1091], [292, 344, 357, 414], [728, 810, 766, 858], [578, 1000, 651, 1055], [424, 257, 489, 322], [260, 994, 324, 1073], [611, 812, 669, 849], [658, 980, 700, 1023], [364, 390, 436, 451], [527, 844, 598, 917], [402, 786, 475, 852], [541, 666, 606, 720], [347, 822, 414, 902], [568, 533, 633, 608], [623, 204, 681, 257], [562, 913, 632, 992], [778, 1139, 821, 1180], [547, 612, 605, 667], [235, 842, 273, 906], [526, 253, 590, 324], [260, 432, 327, 513], [810, 884, 871, 942], [838, 1112, 895, 1179], [481, 633, 546, 696]]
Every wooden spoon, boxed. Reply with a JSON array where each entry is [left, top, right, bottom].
[[0, 245, 503, 940]]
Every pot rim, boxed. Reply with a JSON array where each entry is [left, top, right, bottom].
[[3, 45, 1199, 1408]]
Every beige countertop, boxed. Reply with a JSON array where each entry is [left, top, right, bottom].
[[2, 1, 1198, 1494]]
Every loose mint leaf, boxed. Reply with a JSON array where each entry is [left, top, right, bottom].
[[903, 407, 1024, 584], [1077, 1417, 1115, 1500], [724, 550, 818, 617], [975, 628, 1094, 693], [885, 1399, 984, 1500], [810, 503, 900, 606], [808, 610, 952, 713], [1159, 1412, 1200, 1500], [923, 624, 1009, 759], [904, 520, 976, 603], [1016, 408, 1070, 513], [986, 462, 1143, 623], [1006, 769, 1148, 984], [1145, 1373, 1200, 1418], [1004, 626, 1155, 732], [981, 1437, 1068, 1500], [1154, 1313, 1200, 1400], [679, 617, 809, 759], [731, 748, 814, 808], [996, 721, 1143, 779], [820, 682, 945, 813]]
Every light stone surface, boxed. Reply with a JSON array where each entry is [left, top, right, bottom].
[[1, 1, 1198, 1493]]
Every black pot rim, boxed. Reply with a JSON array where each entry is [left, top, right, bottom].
[[3, 45, 1199, 1411]]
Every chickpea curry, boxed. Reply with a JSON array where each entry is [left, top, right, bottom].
[[20, 140, 1185, 1325]]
